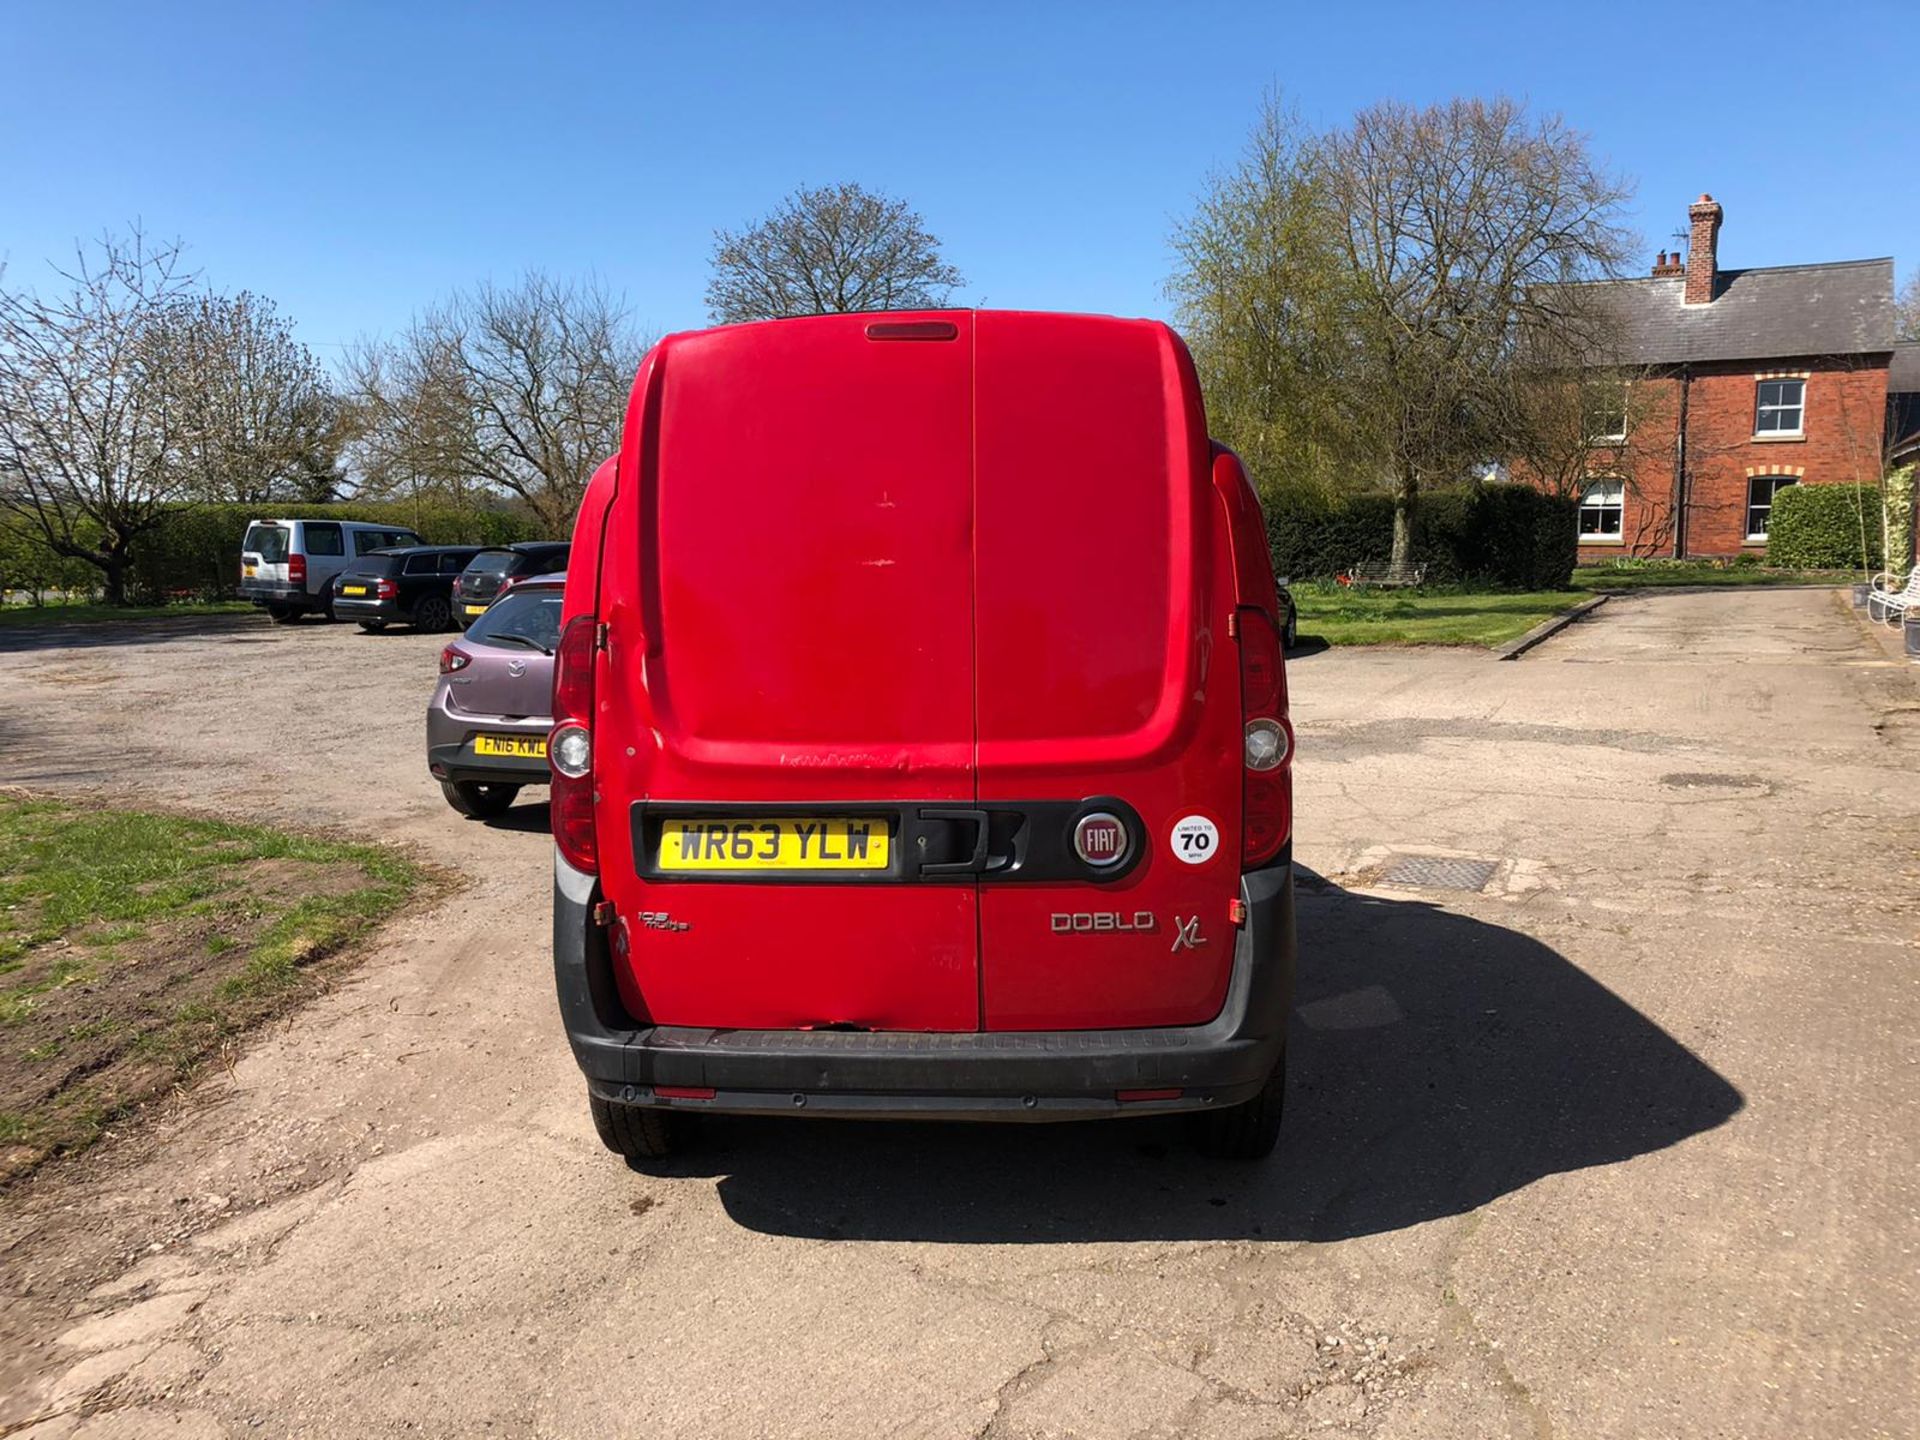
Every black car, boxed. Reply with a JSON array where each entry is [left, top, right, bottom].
[[452, 542, 572, 628], [331, 546, 483, 633]]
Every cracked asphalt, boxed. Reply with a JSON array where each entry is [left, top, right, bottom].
[[1, 587, 1916, 1438]]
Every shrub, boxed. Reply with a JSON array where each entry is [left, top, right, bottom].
[[1884, 466, 1915, 573], [1764, 484, 1882, 571], [1264, 482, 1577, 589]]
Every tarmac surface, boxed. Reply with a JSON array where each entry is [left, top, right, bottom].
[[1, 588, 1915, 1438]]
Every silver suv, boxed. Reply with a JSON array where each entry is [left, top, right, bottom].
[[240, 519, 421, 622]]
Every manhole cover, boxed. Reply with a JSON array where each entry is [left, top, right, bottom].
[[1375, 855, 1498, 892]]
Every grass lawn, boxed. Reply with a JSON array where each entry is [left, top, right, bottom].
[[0, 794, 432, 1181], [1570, 564, 1857, 591], [1293, 587, 1585, 647], [0, 599, 254, 628]]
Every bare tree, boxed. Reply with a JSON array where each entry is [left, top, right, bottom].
[[0, 228, 197, 604], [707, 182, 964, 323], [169, 290, 344, 503], [1324, 98, 1636, 566], [1897, 271, 1920, 342], [349, 273, 646, 532]]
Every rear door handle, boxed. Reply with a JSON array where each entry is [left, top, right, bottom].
[[917, 807, 990, 875]]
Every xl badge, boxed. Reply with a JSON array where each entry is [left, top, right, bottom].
[[1171, 916, 1207, 952]]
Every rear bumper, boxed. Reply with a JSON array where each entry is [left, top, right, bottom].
[[427, 739, 550, 786], [239, 581, 319, 610], [334, 596, 403, 622], [551, 850, 1296, 1121]]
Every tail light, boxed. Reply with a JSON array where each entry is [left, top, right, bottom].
[[550, 615, 597, 873], [374, 578, 398, 600], [439, 645, 469, 674], [288, 553, 307, 587], [1238, 606, 1294, 867]]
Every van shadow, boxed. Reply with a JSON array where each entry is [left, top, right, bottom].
[[668, 870, 1743, 1243]]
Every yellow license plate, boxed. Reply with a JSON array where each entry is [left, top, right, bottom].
[[341, 584, 367, 596], [464, 604, 487, 615], [473, 734, 547, 759], [659, 817, 890, 872], [243, 565, 256, 577]]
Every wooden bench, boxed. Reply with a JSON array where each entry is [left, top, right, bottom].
[[1346, 560, 1427, 589]]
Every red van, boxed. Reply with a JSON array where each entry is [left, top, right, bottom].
[[551, 311, 1295, 1161]]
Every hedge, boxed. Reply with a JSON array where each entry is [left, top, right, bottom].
[[1265, 483, 1579, 589], [1764, 484, 1883, 570], [2, 499, 550, 603], [130, 500, 549, 600]]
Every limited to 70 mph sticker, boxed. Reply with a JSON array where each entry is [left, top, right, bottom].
[[1170, 814, 1221, 865]]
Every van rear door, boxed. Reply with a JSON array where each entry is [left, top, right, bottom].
[[972, 313, 1243, 1030], [241, 522, 290, 588], [597, 314, 981, 1032]]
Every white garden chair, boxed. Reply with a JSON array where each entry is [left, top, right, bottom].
[[1867, 565, 1920, 625]]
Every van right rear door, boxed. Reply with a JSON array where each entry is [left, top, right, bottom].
[[971, 313, 1244, 1032]]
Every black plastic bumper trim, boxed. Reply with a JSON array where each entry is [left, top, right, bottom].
[[551, 847, 1295, 1121]]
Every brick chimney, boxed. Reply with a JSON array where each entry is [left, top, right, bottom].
[[1684, 193, 1723, 305], [1651, 249, 1684, 278]]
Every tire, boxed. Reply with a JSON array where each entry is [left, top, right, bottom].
[[441, 779, 520, 818], [1189, 1060, 1285, 1161], [1282, 598, 1298, 651], [357, 620, 388, 633], [590, 1091, 689, 1163], [265, 603, 297, 624], [413, 596, 453, 633]]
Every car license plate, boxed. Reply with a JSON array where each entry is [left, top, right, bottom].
[[243, 564, 256, 577], [658, 817, 890, 872], [464, 604, 487, 616], [473, 734, 546, 759], [341, 585, 367, 596]]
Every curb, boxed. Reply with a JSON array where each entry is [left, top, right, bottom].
[[1493, 595, 1610, 661]]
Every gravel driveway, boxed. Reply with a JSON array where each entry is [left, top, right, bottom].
[[1, 589, 1916, 1439]]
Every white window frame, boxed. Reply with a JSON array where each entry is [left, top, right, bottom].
[[1587, 380, 1630, 445], [1755, 377, 1805, 437], [1746, 474, 1796, 541], [1578, 478, 1626, 541]]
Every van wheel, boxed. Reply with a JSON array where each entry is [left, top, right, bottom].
[[358, 620, 388, 633], [1190, 1061, 1285, 1160], [441, 780, 519, 818], [1282, 600, 1298, 651], [414, 596, 453, 633], [265, 603, 297, 624], [590, 1092, 689, 1163]]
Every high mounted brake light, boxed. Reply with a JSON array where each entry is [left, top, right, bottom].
[[550, 615, 597, 873]]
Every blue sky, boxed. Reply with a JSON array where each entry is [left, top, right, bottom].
[[5, 1, 1915, 359]]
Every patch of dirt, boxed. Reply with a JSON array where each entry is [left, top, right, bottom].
[[1, 858, 384, 1186]]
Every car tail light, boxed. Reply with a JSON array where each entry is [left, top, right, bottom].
[[1238, 606, 1294, 867], [288, 553, 307, 587], [439, 645, 469, 674], [550, 615, 597, 873], [374, 578, 398, 600]]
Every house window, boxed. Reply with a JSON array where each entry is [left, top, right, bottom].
[[1755, 378, 1805, 436], [1586, 381, 1629, 443], [1746, 475, 1796, 540], [1578, 478, 1625, 540]]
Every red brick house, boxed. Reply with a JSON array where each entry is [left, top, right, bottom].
[[1565, 195, 1897, 560]]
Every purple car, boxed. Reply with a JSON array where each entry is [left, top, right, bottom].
[[426, 574, 564, 818]]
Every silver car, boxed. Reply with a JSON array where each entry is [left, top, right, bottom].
[[425, 575, 564, 817]]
